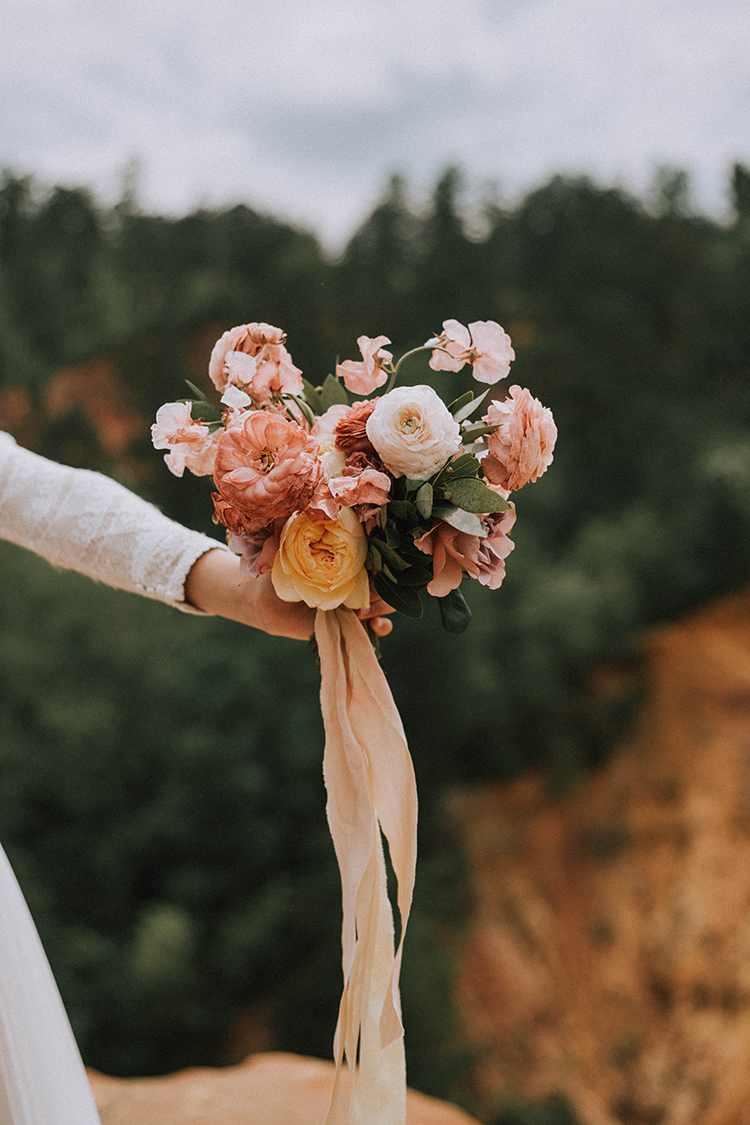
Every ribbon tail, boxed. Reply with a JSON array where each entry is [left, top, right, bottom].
[[316, 608, 417, 1125]]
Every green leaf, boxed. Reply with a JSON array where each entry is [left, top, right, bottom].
[[388, 500, 419, 523], [443, 453, 481, 480], [301, 378, 323, 415], [448, 390, 474, 416], [367, 544, 384, 573], [396, 566, 432, 587], [454, 387, 491, 423], [185, 379, 211, 403], [444, 477, 511, 513], [320, 373, 349, 411], [404, 477, 426, 493], [415, 482, 433, 520], [385, 520, 400, 550], [438, 587, 472, 634], [432, 506, 486, 535], [374, 573, 423, 619], [285, 393, 316, 428], [190, 400, 223, 422], [461, 422, 500, 442], [373, 538, 410, 572]]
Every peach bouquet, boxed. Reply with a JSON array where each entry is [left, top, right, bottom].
[[152, 318, 556, 641]]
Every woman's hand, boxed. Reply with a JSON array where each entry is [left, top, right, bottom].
[[184, 549, 315, 640]]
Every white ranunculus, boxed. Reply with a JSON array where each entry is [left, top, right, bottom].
[[365, 384, 462, 480]]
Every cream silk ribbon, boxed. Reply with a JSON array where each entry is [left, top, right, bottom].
[[316, 608, 418, 1125]]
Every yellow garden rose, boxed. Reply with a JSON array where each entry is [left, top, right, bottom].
[[271, 507, 369, 611]]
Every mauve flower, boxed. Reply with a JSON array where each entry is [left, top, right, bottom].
[[227, 518, 285, 580], [475, 506, 516, 589], [366, 384, 461, 481], [334, 399, 377, 454], [336, 335, 392, 395], [429, 319, 515, 384], [213, 411, 322, 532], [414, 521, 482, 598], [151, 402, 220, 477], [482, 385, 557, 491], [272, 507, 369, 610], [328, 468, 391, 508], [209, 322, 303, 402]]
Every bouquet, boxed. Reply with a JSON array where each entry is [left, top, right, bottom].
[[152, 318, 556, 1124]]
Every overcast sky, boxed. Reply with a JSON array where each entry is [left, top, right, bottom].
[[2, 0, 749, 248]]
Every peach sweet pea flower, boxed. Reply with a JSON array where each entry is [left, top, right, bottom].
[[482, 385, 557, 491], [429, 319, 515, 384], [328, 468, 391, 508], [209, 322, 303, 403], [151, 402, 220, 477], [336, 336, 392, 396], [365, 384, 461, 481], [271, 507, 369, 611], [213, 411, 322, 533]]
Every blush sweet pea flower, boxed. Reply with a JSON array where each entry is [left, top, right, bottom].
[[328, 468, 391, 508], [365, 384, 461, 481], [209, 322, 303, 403], [482, 385, 557, 491], [151, 402, 220, 477], [213, 411, 322, 533], [429, 319, 515, 384], [272, 507, 369, 610], [336, 336, 393, 396]]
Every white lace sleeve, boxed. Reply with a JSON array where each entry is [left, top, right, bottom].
[[0, 431, 228, 611]]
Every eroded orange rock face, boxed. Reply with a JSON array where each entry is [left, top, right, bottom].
[[453, 589, 750, 1125], [89, 1052, 481, 1125]]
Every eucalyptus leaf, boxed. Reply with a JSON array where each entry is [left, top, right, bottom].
[[320, 373, 349, 411], [415, 482, 433, 520], [285, 393, 316, 428], [404, 478, 426, 493], [301, 377, 323, 414], [448, 390, 474, 417], [190, 400, 223, 422], [443, 453, 480, 480], [461, 422, 500, 442], [373, 538, 410, 571], [388, 500, 419, 523], [374, 574, 423, 619], [438, 587, 472, 634], [446, 477, 511, 513], [432, 506, 486, 536], [396, 567, 432, 587], [385, 520, 401, 549], [368, 544, 384, 573], [185, 380, 211, 403], [454, 386, 491, 423]]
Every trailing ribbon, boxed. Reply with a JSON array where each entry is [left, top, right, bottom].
[[316, 608, 418, 1125]]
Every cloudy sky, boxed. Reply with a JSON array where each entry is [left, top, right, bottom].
[[2, 0, 749, 248]]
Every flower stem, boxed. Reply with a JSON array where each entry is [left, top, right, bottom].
[[385, 344, 457, 394]]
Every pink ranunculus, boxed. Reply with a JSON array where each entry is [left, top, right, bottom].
[[366, 384, 461, 481], [414, 520, 483, 598], [151, 402, 220, 478], [328, 468, 391, 508], [483, 385, 557, 491], [213, 410, 323, 532], [208, 322, 303, 402], [429, 319, 515, 384], [475, 506, 516, 589], [336, 335, 392, 395]]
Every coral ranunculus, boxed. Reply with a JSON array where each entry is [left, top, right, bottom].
[[483, 385, 557, 491], [272, 507, 369, 610], [365, 384, 461, 481], [213, 411, 322, 533]]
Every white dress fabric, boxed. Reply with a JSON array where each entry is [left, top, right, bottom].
[[0, 430, 226, 1125]]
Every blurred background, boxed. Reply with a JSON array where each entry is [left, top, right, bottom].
[[1, 2, 750, 1124]]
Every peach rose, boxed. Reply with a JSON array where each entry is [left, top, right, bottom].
[[482, 385, 557, 491], [414, 521, 482, 598], [213, 411, 322, 532], [209, 322, 303, 402], [336, 335, 392, 395], [365, 384, 461, 480], [429, 319, 515, 384], [151, 402, 220, 477], [271, 507, 369, 610]]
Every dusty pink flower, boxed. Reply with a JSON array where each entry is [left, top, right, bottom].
[[227, 518, 285, 581], [328, 468, 391, 508], [305, 479, 341, 522], [475, 506, 516, 589], [482, 385, 557, 491], [209, 322, 303, 402], [212, 494, 260, 538], [334, 399, 378, 454], [414, 521, 482, 598], [213, 411, 322, 532], [429, 319, 515, 384], [366, 384, 461, 480], [312, 404, 350, 444], [151, 402, 220, 478], [336, 335, 392, 395]]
